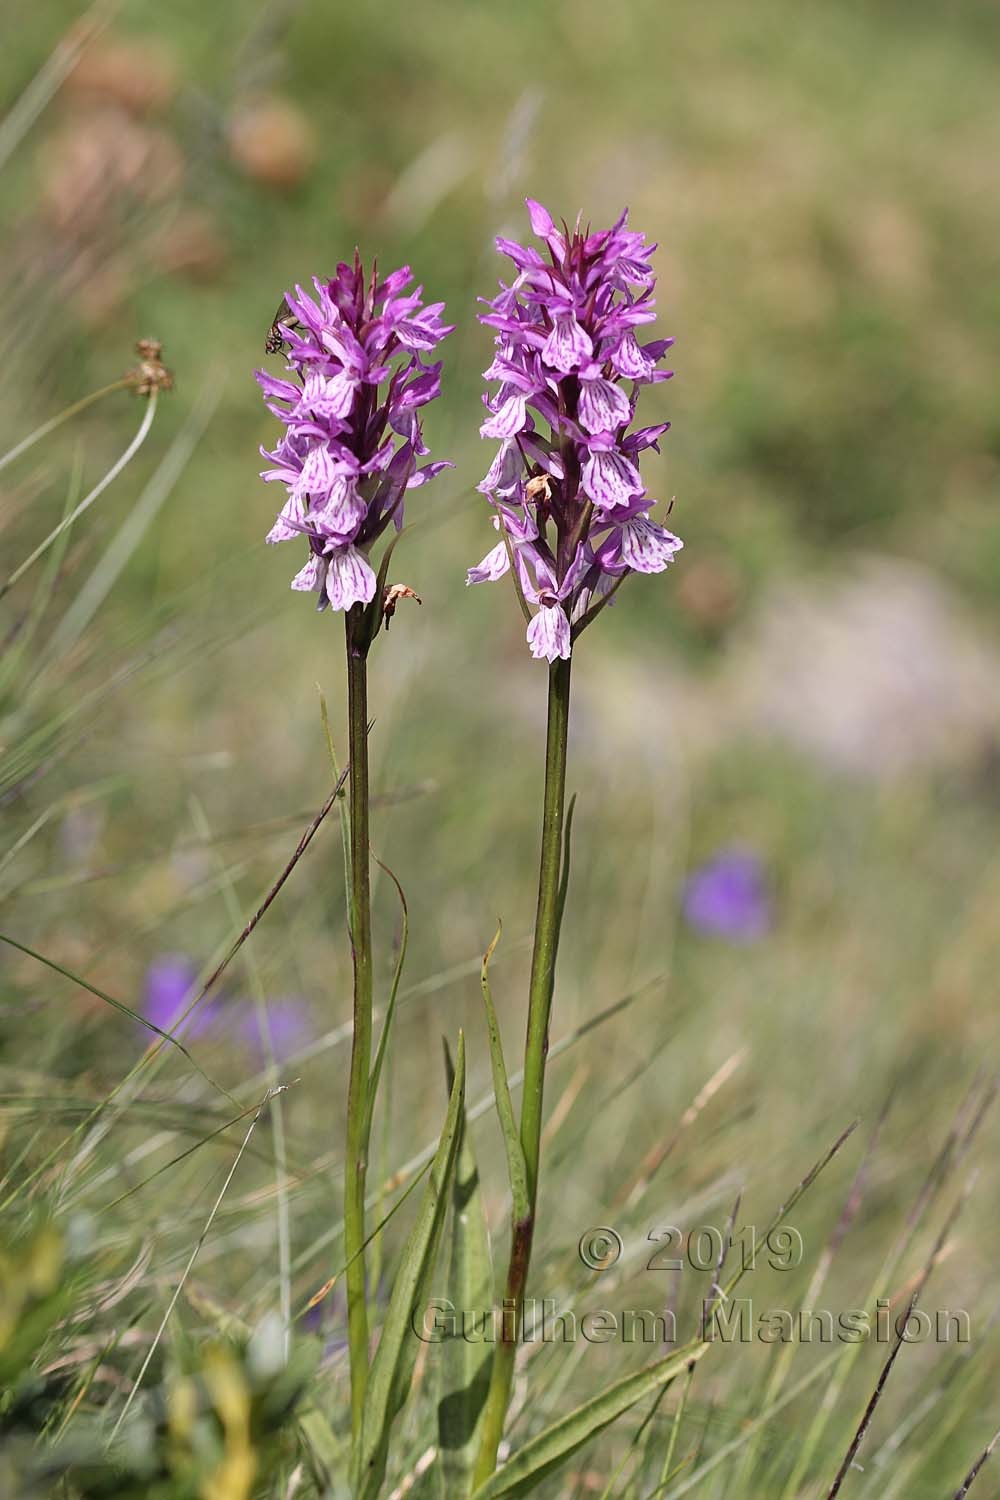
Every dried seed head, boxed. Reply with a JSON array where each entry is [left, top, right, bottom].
[[127, 338, 174, 395]]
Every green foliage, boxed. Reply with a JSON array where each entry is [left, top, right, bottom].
[[479, 925, 529, 1228], [40, 1332, 320, 1500], [436, 1079, 493, 1496], [0, 1217, 70, 1392], [0, 1217, 320, 1498], [471, 1343, 707, 1499], [1, 1, 999, 1496], [355, 1035, 466, 1499]]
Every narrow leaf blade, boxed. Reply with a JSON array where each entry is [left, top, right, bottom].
[[437, 1091, 494, 1497], [553, 793, 577, 962], [471, 1342, 706, 1500], [365, 853, 410, 1134], [480, 923, 529, 1223], [355, 1031, 467, 1499]]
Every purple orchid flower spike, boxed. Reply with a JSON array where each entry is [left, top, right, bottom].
[[255, 254, 456, 1456], [469, 200, 682, 658], [257, 255, 454, 612]]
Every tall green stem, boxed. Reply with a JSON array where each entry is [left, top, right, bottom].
[[475, 654, 572, 1483], [344, 606, 373, 1446]]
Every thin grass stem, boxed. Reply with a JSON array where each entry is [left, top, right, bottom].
[[0, 0, 115, 172], [1, 394, 158, 602], [107, 1085, 285, 1443], [0, 379, 131, 478], [190, 795, 293, 1364]]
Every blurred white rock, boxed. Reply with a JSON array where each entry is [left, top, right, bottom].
[[723, 555, 1000, 776], [582, 554, 1000, 781]]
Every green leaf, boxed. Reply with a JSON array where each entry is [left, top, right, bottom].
[[553, 794, 577, 966], [183, 1283, 251, 1342], [471, 1341, 707, 1500], [479, 923, 529, 1225], [297, 1405, 344, 1492], [364, 853, 410, 1138], [0, 1221, 71, 1386], [437, 1071, 494, 1498], [318, 686, 353, 912], [354, 1031, 467, 1500]]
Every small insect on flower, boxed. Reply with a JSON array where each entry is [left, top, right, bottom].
[[264, 296, 299, 355]]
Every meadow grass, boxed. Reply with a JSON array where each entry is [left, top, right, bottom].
[[1, 1, 999, 1495]]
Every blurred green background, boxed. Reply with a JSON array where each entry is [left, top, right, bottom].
[[2, 1, 999, 1494]]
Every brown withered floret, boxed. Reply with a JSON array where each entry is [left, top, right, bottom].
[[126, 338, 174, 396], [383, 584, 422, 628]]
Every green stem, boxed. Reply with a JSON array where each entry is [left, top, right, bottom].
[[344, 606, 373, 1447], [520, 655, 572, 1196], [475, 653, 572, 1483], [0, 378, 131, 477], [0, 390, 158, 602]]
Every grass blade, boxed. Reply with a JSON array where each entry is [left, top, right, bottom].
[[953, 1426, 1000, 1498], [438, 1062, 494, 1497], [480, 922, 529, 1224], [365, 852, 410, 1137], [779, 1077, 994, 1499], [825, 1171, 978, 1498], [720, 1117, 859, 1305], [656, 1349, 843, 1499], [189, 794, 293, 1361], [0, 392, 158, 602], [471, 1341, 707, 1499], [355, 1031, 467, 1499], [108, 1084, 286, 1441], [274, 979, 659, 1287], [730, 1095, 889, 1493], [657, 1359, 696, 1495], [0, 0, 114, 172], [45, 376, 222, 662], [0, 932, 234, 1104], [553, 793, 576, 962]]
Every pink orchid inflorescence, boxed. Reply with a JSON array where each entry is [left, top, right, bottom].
[[258, 255, 453, 612], [470, 199, 682, 660]]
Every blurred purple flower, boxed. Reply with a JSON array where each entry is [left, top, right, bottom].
[[142, 953, 216, 1037], [257, 256, 454, 611], [142, 957, 312, 1063], [682, 849, 772, 943], [470, 199, 681, 659], [239, 999, 312, 1065]]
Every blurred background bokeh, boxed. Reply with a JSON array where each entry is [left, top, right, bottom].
[[2, 1, 999, 1493]]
